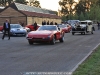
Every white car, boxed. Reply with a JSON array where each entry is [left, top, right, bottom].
[[10, 24, 27, 36]]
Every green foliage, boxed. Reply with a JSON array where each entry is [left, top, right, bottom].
[[79, 12, 85, 20], [61, 16, 67, 21], [59, 0, 100, 21], [15, 0, 27, 4], [0, 0, 41, 8], [0, 0, 13, 6], [59, 0, 76, 16], [29, 0, 41, 8], [73, 46, 100, 75]]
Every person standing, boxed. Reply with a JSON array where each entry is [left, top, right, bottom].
[[55, 22, 57, 25], [2, 19, 11, 40], [97, 22, 100, 30], [34, 22, 37, 31]]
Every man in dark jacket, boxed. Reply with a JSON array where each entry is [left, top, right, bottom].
[[2, 19, 11, 40], [34, 22, 37, 31]]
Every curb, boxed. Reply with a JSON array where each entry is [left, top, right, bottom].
[[70, 43, 100, 74]]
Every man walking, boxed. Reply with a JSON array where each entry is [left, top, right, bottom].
[[2, 19, 11, 40]]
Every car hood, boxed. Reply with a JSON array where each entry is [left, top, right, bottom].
[[80, 24, 86, 27], [28, 30, 57, 36], [62, 27, 68, 29], [11, 28, 25, 31]]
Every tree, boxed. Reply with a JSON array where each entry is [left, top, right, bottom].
[[59, 0, 76, 16], [15, 0, 27, 4], [88, 4, 100, 20], [75, 1, 86, 15], [29, 0, 41, 8], [0, 0, 13, 6]]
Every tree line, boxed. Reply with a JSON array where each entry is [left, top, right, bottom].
[[0, 0, 41, 8], [59, 0, 100, 21]]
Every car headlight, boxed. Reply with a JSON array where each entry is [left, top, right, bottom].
[[10, 30, 14, 32], [23, 29, 27, 32], [26, 34, 28, 38], [47, 35, 52, 39]]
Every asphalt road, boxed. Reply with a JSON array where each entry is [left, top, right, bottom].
[[0, 26, 100, 75]]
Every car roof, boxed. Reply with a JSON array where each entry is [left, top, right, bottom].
[[42, 25, 57, 26], [80, 20, 93, 22], [10, 24, 21, 25]]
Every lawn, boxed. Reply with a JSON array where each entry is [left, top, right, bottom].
[[72, 46, 100, 75]]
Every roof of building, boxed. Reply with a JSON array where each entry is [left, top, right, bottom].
[[1, 2, 60, 19], [14, 3, 56, 14], [0, 6, 5, 12], [0, 6, 5, 9]]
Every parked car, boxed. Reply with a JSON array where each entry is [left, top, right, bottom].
[[0, 26, 3, 31], [58, 24, 71, 33], [26, 24, 41, 31], [9, 24, 27, 36], [26, 25, 65, 45], [23, 27, 30, 32]]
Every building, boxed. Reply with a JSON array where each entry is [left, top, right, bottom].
[[0, 2, 61, 26], [0, 6, 5, 12]]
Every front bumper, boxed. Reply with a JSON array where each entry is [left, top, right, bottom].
[[26, 37, 52, 42], [72, 27, 86, 33], [10, 32, 26, 36]]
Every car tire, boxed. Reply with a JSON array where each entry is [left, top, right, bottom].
[[81, 32, 83, 35], [72, 32, 75, 35], [59, 35, 64, 42], [28, 40, 33, 45], [91, 31, 93, 34], [83, 32, 86, 35], [50, 36, 55, 45]]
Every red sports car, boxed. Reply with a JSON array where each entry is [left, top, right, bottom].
[[58, 24, 71, 33], [26, 24, 41, 31], [0, 26, 3, 31], [26, 25, 65, 45]]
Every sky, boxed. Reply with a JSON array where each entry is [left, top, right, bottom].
[[27, 0, 79, 11], [38, 0, 60, 11]]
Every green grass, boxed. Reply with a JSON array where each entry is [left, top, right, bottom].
[[73, 46, 100, 75]]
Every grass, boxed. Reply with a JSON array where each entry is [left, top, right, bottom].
[[72, 46, 100, 75]]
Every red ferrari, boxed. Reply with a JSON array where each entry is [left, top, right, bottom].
[[26, 24, 41, 31], [58, 24, 71, 33], [0, 26, 3, 31], [26, 25, 65, 45]]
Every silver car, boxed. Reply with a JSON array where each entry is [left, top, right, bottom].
[[10, 24, 27, 36]]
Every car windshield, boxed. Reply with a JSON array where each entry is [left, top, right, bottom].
[[80, 22, 87, 24], [37, 25, 57, 31], [68, 20, 80, 24], [58, 25, 66, 28], [10, 24, 22, 28]]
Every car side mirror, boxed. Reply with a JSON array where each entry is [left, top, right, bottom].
[[58, 28, 60, 31]]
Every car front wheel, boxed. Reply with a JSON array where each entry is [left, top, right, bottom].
[[28, 40, 33, 45], [59, 35, 64, 42], [50, 36, 55, 45], [72, 32, 75, 35]]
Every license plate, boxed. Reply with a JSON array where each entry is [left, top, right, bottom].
[[27, 38, 32, 39]]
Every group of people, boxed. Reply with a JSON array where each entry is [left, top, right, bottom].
[[42, 20, 58, 25]]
